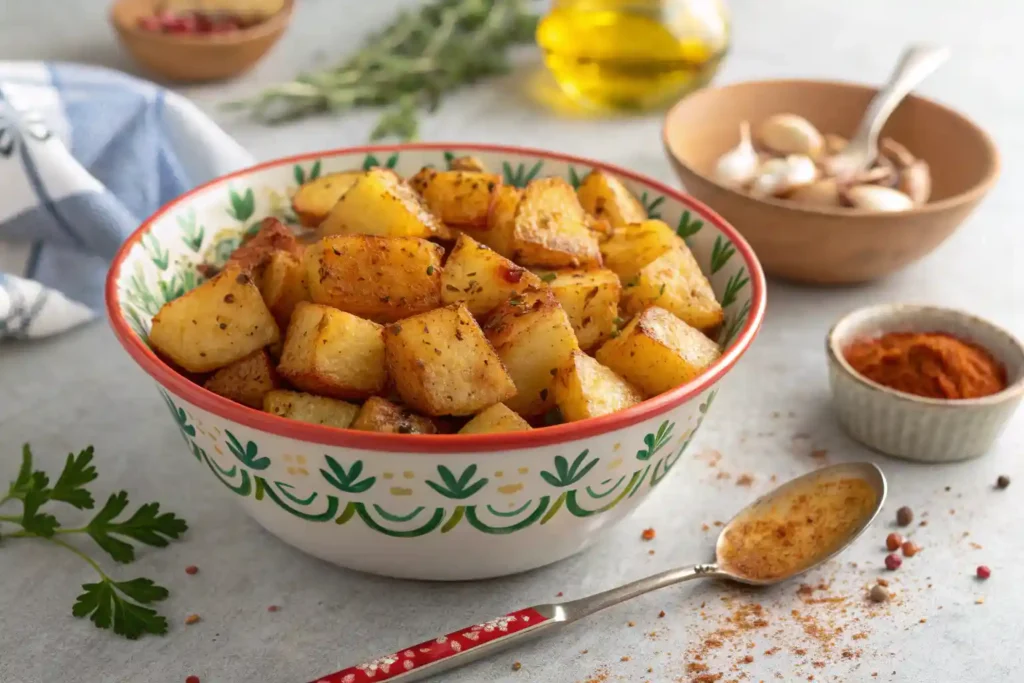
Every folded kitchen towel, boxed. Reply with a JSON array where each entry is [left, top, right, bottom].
[[0, 62, 254, 340]]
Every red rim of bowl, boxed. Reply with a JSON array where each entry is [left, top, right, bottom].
[[105, 142, 767, 453]]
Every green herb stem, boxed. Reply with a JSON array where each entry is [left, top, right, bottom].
[[47, 536, 111, 580]]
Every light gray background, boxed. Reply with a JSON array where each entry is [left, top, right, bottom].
[[1, 1, 1022, 682]]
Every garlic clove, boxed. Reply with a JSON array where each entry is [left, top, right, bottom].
[[713, 121, 760, 189], [844, 184, 915, 212], [749, 154, 818, 198], [898, 159, 932, 204], [824, 134, 848, 155], [880, 137, 917, 168], [758, 114, 825, 159], [788, 178, 841, 207], [853, 163, 897, 187]]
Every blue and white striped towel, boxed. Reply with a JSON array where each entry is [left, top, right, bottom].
[[0, 62, 254, 340]]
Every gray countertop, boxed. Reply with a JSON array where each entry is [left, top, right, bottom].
[[1, 1, 1022, 681]]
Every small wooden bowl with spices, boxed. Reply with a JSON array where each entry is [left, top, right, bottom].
[[827, 304, 1024, 462]]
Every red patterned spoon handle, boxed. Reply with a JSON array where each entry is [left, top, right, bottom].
[[310, 605, 563, 683]]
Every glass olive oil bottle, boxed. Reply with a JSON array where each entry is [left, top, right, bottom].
[[537, 0, 730, 111]]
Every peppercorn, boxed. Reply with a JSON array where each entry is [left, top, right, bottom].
[[996, 475, 1011, 489], [641, 528, 656, 541], [884, 554, 902, 570], [185, 614, 201, 625], [186, 677, 200, 683], [885, 533, 903, 551], [901, 541, 920, 557], [185, 565, 198, 575], [977, 565, 991, 579], [896, 506, 914, 526], [512, 662, 522, 671], [869, 585, 889, 603], [267, 605, 280, 612]]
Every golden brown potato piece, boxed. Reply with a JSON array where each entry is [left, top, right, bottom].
[[441, 233, 543, 316], [150, 266, 280, 373], [473, 184, 521, 257], [277, 302, 386, 400], [458, 403, 532, 434], [351, 397, 438, 434], [448, 156, 488, 172], [554, 350, 643, 422], [484, 289, 580, 416], [621, 245, 724, 335], [258, 251, 308, 330], [576, 169, 647, 228], [595, 306, 721, 397], [292, 171, 362, 227], [203, 349, 281, 409], [264, 390, 360, 429], [226, 217, 303, 274], [317, 168, 444, 239], [539, 268, 621, 350], [384, 304, 517, 416], [511, 178, 602, 268], [599, 219, 679, 280], [305, 235, 443, 323], [409, 169, 500, 228]]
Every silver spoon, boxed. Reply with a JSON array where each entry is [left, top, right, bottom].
[[828, 44, 950, 179], [310, 462, 887, 683]]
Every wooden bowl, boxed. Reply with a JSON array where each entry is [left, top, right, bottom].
[[110, 0, 293, 82], [663, 79, 1000, 285]]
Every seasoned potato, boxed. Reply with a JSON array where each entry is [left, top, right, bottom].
[[292, 171, 362, 227], [409, 169, 500, 228], [384, 304, 516, 416], [484, 289, 580, 416], [351, 397, 438, 434], [621, 245, 724, 335], [305, 235, 443, 323], [258, 250, 308, 329], [150, 266, 280, 373], [576, 169, 647, 228], [441, 233, 543, 316], [277, 302, 386, 399], [459, 403, 532, 434], [473, 184, 521, 257], [511, 178, 602, 268], [595, 306, 721, 397], [539, 268, 621, 350], [599, 219, 679, 280], [226, 217, 303, 274], [317, 168, 444, 239], [554, 350, 643, 422], [203, 349, 281, 409], [449, 156, 487, 172], [264, 390, 360, 429]]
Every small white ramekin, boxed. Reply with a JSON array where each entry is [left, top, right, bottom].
[[827, 304, 1024, 463]]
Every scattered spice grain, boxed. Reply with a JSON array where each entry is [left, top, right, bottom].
[[895, 506, 914, 526], [185, 614, 201, 625], [876, 578, 888, 587], [885, 533, 903, 551], [627, 621, 636, 627], [185, 565, 199, 575], [901, 541, 920, 557], [996, 475, 1010, 489], [186, 677, 200, 683], [620, 656, 631, 662], [658, 610, 666, 618], [977, 565, 991, 579], [736, 474, 755, 487], [511, 662, 522, 671], [267, 605, 280, 612], [642, 528, 656, 541], [884, 554, 902, 571]]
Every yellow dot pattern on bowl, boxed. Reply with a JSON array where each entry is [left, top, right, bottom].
[[403, 471, 415, 479], [390, 487, 413, 497], [283, 454, 309, 476], [613, 442, 622, 451], [498, 483, 524, 495], [608, 457, 623, 470], [518, 467, 529, 474], [495, 471, 504, 478], [383, 472, 394, 480]]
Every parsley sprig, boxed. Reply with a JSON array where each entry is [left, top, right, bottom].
[[0, 445, 188, 639]]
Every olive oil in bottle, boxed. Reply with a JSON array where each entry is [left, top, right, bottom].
[[536, 0, 730, 111]]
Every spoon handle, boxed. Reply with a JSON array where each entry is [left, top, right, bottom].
[[308, 564, 721, 683]]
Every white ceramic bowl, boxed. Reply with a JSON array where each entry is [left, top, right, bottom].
[[106, 143, 765, 580], [827, 304, 1024, 463]]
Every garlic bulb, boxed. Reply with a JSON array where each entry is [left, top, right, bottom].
[[749, 154, 818, 198], [713, 121, 759, 188], [758, 114, 825, 158], [845, 185, 915, 212]]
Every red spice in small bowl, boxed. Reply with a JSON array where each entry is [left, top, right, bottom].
[[137, 9, 266, 35]]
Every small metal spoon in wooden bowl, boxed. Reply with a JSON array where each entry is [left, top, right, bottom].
[[310, 462, 887, 683]]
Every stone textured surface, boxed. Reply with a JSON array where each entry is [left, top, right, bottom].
[[1, 1, 1022, 681]]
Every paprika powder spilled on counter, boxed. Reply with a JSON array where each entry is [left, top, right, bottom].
[[717, 476, 879, 582], [843, 332, 1006, 400]]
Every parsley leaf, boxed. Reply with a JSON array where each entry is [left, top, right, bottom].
[[539, 272, 557, 283], [87, 492, 189, 564], [8, 444, 49, 500], [21, 489, 59, 537], [50, 447, 98, 510], [72, 578, 169, 639]]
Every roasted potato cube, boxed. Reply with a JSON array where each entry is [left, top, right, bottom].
[[554, 350, 643, 422], [441, 233, 543, 316], [226, 217, 304, 274], [258, 250, 309, 329], [458, 403, 532, 434], [599, 219, 679, 280], [150, 266, 280, 373], [409, 169, 500, 228], [595, 306, 721, 397], [448, 156, 488, 172], [473, 184, 521, 257], [621, 245, 724, 335], [264, 390, 360, 429], [539, 268, 621, 350], [277, 302, 386, 399], [203, 349, 281, 409], [384, 304, 516, 416], [305, 235, 443, 323], [576, 169, 647, 228], [484, 289, 580, 416], [291, 170, 362, 227], [317, 168, 444, 239], [351, 397, 438, 434], [511, 177, 601, 268]]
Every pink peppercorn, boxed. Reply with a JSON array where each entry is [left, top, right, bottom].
[[977, 565, 991, 579], [884, 553, 902, 570], [185, 565, 198, 575], [185, 676, 200, 683]]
